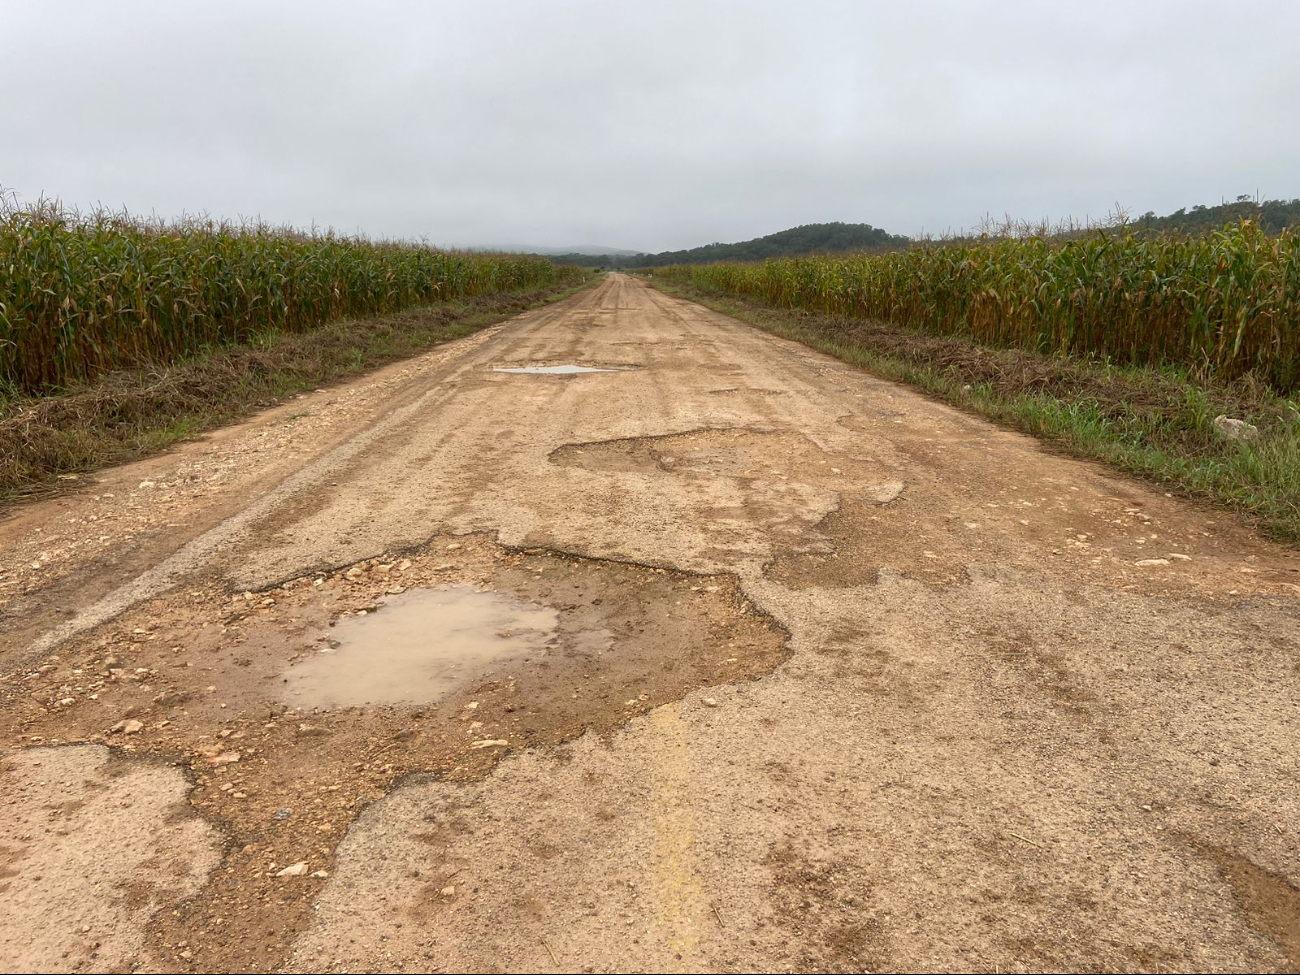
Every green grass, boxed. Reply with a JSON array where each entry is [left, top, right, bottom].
[[649, 278, 1300, 544]]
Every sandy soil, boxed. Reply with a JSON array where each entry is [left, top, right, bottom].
[[1, 273, 1298, 973]]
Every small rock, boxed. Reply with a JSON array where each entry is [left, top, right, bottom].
[[276, 862, 309, 878], [470, 739, 509, 749], [1213, 415, 1259, 441], [703, 697, 719, 708], [865, 480, 905, 504], [1167, 553, 1192, 561], [111, 719, 144, 735], [1135, 558, 1171, 567], [441, 885, 456, 897], [208, 751, 241, 765], [311, 870, 330, 879]]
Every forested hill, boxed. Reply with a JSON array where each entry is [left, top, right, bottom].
[[1134, 197, 1300, 235], [544, 222, 909, 267]]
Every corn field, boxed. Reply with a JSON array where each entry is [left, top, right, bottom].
[[660, 222, 1300, 391], [0, 200, 582, 394]]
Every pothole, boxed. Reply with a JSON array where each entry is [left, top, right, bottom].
[[492, 363, 626, 375], [708, 386, 785, 396], [550, 426, 798, 477], [1, 535, 789, 971], [282, 586, 560, 709]]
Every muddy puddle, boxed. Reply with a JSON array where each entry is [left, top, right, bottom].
[[0, 536, 791, 972], [493, 363, 619, 375], [283, 586, 558, 708]]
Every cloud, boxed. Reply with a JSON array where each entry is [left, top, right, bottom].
[[3, 0, 1297, 250]]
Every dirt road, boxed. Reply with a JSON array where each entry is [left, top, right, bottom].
[[2, 273, 1298, 973]]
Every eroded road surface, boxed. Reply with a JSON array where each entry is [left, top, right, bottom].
[[2, 273, 1299, 973]]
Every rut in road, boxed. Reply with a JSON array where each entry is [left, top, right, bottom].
[[1, 273, 1298, 974]]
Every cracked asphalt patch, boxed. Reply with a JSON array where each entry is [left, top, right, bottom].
[[1, 745, 221, 971]]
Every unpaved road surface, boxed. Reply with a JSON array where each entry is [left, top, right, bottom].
[[2, 273, 1299, 974]]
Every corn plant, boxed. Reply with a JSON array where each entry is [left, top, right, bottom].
[[659, 222, 1300, 391], [0, 200, 582, 394]]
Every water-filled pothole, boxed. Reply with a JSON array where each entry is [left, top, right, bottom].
[[492, 363, 623, 375], [283, 586, 557, 708]]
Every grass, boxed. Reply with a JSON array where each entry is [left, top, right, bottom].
[[0, 276, 595, 502], [647, 277, 1300, 544]]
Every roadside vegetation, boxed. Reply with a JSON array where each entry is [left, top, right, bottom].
[[0, 199, 589, 499], [660, 223, 1300, 389], [652, 223, 1300, 542], [0, 199, 583, 395]]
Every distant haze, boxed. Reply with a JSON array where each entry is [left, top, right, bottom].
[[2, 1, 1297, 252], [488, 245, 645, 257]]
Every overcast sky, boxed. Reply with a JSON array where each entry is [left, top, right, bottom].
[[3, 1, 1297, 252]]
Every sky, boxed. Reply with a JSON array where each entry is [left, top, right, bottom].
[[2, 0, 1298, 252]]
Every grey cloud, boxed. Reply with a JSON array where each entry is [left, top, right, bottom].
[[3, 0, 1297, 250]]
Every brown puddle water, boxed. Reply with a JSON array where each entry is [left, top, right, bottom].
[[492, 364, 619, 375], [283, 586, 558, 708]]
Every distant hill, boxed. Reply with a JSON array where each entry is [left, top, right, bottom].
[[536, 201, 1300, 269], [544, 222, 909, 267]]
